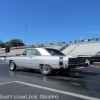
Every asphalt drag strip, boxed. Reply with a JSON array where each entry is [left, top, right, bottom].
[[1, 61, 100, 84], [1, 61, 100, 100], [0, 81, 99, 100]]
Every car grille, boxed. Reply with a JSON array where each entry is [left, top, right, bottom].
[[69, 57, 85, 64]]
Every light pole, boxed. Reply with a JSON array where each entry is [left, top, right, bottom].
[[23, 24, 28, 48]]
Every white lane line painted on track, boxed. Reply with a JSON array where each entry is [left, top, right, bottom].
[[70, 82, 81, 86], [15, 81, 100, 100], [0, 81, 15, 86]]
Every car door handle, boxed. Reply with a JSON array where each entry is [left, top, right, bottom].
[[29, 57, 32, 58]]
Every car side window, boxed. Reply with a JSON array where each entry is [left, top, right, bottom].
[[22, 49, 41, 56], [23, 49, 41, 56], [32, 49, 41, 56], [22, 50, 27, 55], [28, 50, 35, 55], [26, 50, 32, 55], [22, 50, 33, 55]]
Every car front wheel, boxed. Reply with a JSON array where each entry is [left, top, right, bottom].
[[9, 61, 16, 71], [40, 64, 53, 76]]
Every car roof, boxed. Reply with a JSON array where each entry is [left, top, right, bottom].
[[26, 48, 51, 55], [26, 47, 52, 49]]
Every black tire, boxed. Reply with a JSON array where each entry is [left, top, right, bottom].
[[40, 64, 53, 76], [90, 61, 93, 64], [28, 69, 34, 72], [9, 61, 16, 71]]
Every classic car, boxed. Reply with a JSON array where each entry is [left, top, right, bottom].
[[5, 48, 88, 76]]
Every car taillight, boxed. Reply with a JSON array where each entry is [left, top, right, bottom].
[[59, 57, 63, 69]]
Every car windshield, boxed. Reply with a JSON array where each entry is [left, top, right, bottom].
[[45, 48, 65, 56]]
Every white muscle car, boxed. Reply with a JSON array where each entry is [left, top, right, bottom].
[[5, 48, 88, 75]]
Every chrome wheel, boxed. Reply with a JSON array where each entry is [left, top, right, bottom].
[[9, 61, 16, 71], [40, 64, 53, 76], [10, 63, 14, 70], [43, 65, 50, 74]]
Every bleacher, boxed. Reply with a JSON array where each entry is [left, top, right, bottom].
[[61, 45, 77, 55], [47, 46, 64, 50], [62, 43, 100, 56], [0, 48, 25, 56], [1, 42, 100, 57], [0, 46, 64, 56], [0, 41, 66, 56]]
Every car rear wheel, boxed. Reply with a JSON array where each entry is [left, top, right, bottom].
[[9, 61, 16, 71], [40, 64, 53, 76]]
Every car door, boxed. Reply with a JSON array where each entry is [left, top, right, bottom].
[[16, 49, 32, 68], [31, 49, 41, 69]]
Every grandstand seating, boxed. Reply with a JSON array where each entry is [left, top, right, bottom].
[[62, 43, 100, 56], [0, 46, 64, 56], [1, 43, 100, 56], [51, 46, 64, 50], [62, 45, 78, 55], [0, 51, 5, 55], [1, 42, 100, 56], [0, 49, 25, 56]]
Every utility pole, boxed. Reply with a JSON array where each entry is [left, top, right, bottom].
[[23, 24, 28, 48]]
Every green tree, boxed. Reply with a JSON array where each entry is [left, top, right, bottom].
[[0, 39, 5, 48], [5, 39, 25, 47]]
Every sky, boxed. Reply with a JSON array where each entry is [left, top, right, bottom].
[[0, 0, 100, 45]]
